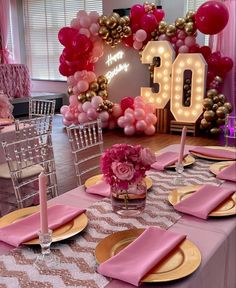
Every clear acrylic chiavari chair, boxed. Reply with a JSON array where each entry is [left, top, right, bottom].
[[14, 115, 53, 140], [29, 99, 56, 119], [0, 132, 58, 209], [66, 119, 103, 186]]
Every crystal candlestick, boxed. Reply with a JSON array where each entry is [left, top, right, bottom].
[[174, 163, 185, 185], [34, 229, 59, 270]]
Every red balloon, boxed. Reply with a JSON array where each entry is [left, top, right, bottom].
[[199, 46, 212, 60], [120, 97, 134, 112], [207, 55, 220, 70], [130, 22, 140, 33], [86, 62, 95, 71], [123, 35, 134, 48], [220, 57, 234, 72], [58, 27, 77, 47], [140, 13, 158, 33], [59, 62, 74, 76], [62, 47, 79, 62], [153, 9, 165, 22], [59, 54, 66, 64], [207, 70, 216, 83], [195, 1, 229, 35], [72, 33, 93, 55], [189, 44, 200, 53], [130, 4, 145, 21]]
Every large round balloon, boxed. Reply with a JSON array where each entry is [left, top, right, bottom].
[[195, 1, 229, 35]]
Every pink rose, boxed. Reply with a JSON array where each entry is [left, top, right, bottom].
[[111, 162, 134, 181], [140, 148, 155, 166]]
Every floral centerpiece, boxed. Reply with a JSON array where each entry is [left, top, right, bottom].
[[101, 144, 155, 189], [100, 144, 155, 215]]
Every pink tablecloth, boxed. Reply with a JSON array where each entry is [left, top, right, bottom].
[[0, 64, 31, 99], [0, 145, 235, 288]]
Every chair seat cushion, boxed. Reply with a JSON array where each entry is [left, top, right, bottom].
[[0, 162, 43, 179]]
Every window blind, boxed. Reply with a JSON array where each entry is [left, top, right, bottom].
[[184, 0, 209, 46], [23, 0, 103, 80]]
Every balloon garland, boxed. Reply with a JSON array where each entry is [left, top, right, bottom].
[[58, 1, 233, 136]]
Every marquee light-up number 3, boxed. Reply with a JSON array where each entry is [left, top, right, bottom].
[[141, 41, 207, 123]]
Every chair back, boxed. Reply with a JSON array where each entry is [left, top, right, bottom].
[[14, 116, 52, 140], [29, 98, 56, 118], [66, 119, 103, 185], [1, 132, 58, 208]]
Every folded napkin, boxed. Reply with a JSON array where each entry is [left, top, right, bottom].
[[0, 205, 86, 247], [174, 184, 235, 219], [216, 162, 236, 182], [86, 180, 110, 197], [97, 227, 186, 286], [151, 151, 180, 171], [190, 147, 236, 160]]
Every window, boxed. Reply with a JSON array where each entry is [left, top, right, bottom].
[[184, 0, 209, 46], [23, 0, 103, 81]]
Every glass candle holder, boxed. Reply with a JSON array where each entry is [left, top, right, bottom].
[[225, 115, 236, 147], [34, 229, 59, 270], [174, 163, 185, 185]]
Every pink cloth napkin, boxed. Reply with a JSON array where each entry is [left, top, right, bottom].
[[151, 152, 180, 171], [0, 205, 86, 247], [97, 227, 186, 286], [190, 147, 236, 160], [216, 162, 236, 182], [174, 184, 235, 219], [86, 180, 110, 197]]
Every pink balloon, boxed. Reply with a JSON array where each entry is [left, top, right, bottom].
[[89, 11, 99, 23], [112, 103, 122, 118], [176, 39, 184, 48], [86, 71, 96, 83], [69, 95, 78, 105], [134, 96, 144, 103], [133, 40, 143, 50], [60, 105, 69, 115], [89, 23, 99, 35], [99, 111, 109, 122], [184, 36, 196, 47], [79, 28, 90, 38], [82, 101, 92, 112], [117, 116, 126, 128], [78, 112, 89, 124], [65, 111, 74, 121], [124, 113, 135, 124], [177, 31, 186, 40], [125, 108, 135, 115], [135, 29, 147, 42], [87, 107, 98, 120], [77, 11, 87, 18], [145, 103, 155, 113], [72, 86, 80, 95], [134, 102, 145, 110], [79, 16, 91, 28], [74, 71, 82, 81], [136, 120, 147, 131], [63, 118, 73, 127], [178, 45, 189, 53], [144, 125, 156, 135], [92, 46, 104, 58], [158, 34, 170, 41], [77, 80, 89, 92], [67, 76, 77, 86], [171, 36, 178, 44], [70, 18, 80, 29], [91, 96, 103, 108], [124, 125, 136, 136], [78, 103, 83, 112], [134, 108, 145, 120], [145, 113, 157, 125]]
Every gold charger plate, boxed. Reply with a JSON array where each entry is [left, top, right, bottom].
[[0, 118, 14, 127], [190, 146, 236, 161], [209, 161, 235, 176], [0, 206, 88, 245], [84, 174, 153, 190], [168, 185, 236, 217], [95, 228, 201, 283]]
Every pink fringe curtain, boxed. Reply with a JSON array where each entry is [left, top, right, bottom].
[[0, 0, 13, 64], [209, 0, 236, 114]]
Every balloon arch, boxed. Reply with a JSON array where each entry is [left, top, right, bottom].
[[59, 1, 233, 136]]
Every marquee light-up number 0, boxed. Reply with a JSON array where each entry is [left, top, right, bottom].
[[141, 41, 207, 123]]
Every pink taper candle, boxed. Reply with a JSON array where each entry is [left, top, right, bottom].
[[178, 126, 187, 165], [39, 172, 48, 234]]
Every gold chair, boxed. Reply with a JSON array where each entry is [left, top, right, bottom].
[[66, 119, 103, 185]]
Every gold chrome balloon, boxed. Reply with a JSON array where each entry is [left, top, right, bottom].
[[67, 87, 73, 96], [111, 12, 120, 20], [185, 10, 195, 22], [166, 24, 177, 37], [123, 16, 130, 25], [97, 75, 108, 85], [213, 96, 220, 103], [158, 21, 167, 33], [203, 98, 213, 109], [203, 110, 215, 122], [212, 104, 219, 111], [210, 127, 221, 135], [99, 15, 107, 26], [123, 26, 132, 37], [218, 94, 226, 103], [106, 16, 117, 29], [224, 102, 233, 113], [200, 118, 211, 129], [216, 106, 228, 118], [216, 118, 225, 126], [98, 90, 108, 99], [118, 17, 126, 26], [98, 26, 109, 39], [89, 81, 99, 92], [184, 22, 195, 35], [175, 17, 186, 29], [207, 89, 218, 99]]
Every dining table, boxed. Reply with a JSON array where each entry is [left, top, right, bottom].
[[0, 144, 235, 288]]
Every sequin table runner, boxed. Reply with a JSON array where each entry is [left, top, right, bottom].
[[0, 158, 220, 288]]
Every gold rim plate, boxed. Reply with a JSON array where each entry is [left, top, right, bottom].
[[0, 118, 14, 127], [84, 174, 153, 190], [0, 206, 88, 245], [168, 154, 195, 168], [95, 228, 201, 283], [168, 185, 236, 217], [209, 161, 236, 176], [190, 146, 236, 161]]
